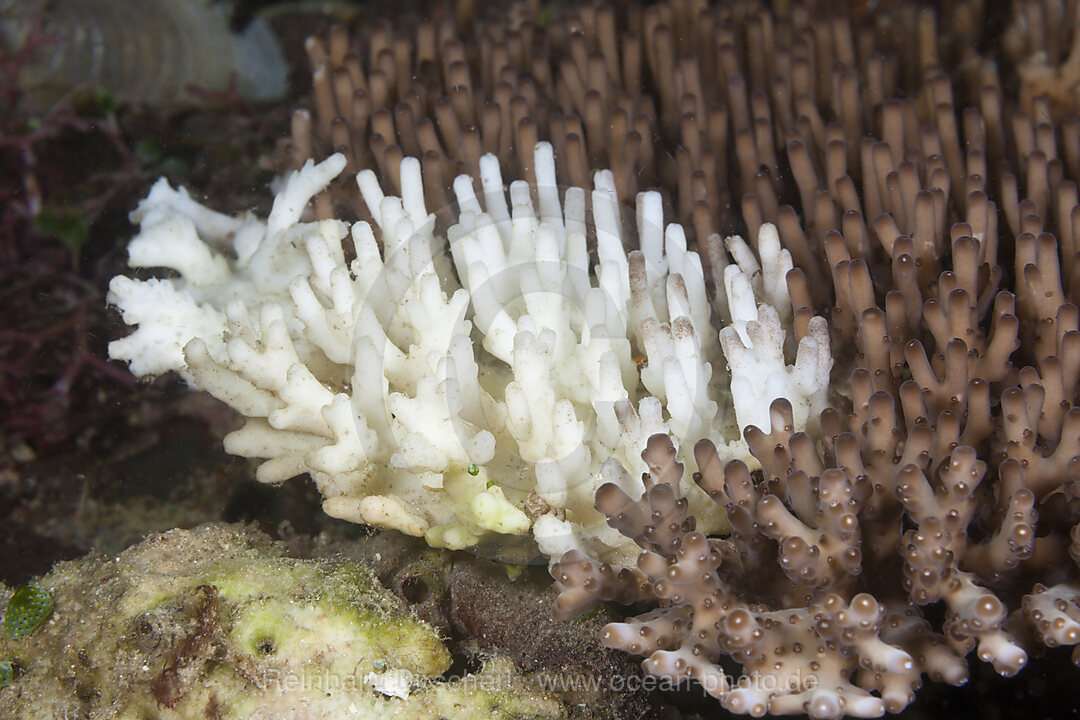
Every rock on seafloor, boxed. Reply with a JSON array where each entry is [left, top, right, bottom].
[[0, 523, 593, 719]]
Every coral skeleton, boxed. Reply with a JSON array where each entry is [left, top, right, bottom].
[[107, 142, 831, 563]]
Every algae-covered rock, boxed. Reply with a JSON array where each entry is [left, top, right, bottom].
[[0, 524, 575, 719]]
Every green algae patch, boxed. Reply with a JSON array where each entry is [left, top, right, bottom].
[[3, 587, 53, 639], [0, 524, 577, 719], [228, 594, 450, 679]]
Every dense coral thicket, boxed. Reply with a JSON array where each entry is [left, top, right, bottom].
[[295, 0, 1018, 241], [526, 0, 1080, 716], [553, 405, 1078, 717]]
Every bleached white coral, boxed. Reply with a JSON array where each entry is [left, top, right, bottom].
[[107, 144, 832, 565]]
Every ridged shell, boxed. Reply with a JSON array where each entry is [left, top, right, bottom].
[[0, 0, 288, 106]]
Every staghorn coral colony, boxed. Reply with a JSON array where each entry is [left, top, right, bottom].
[[103, 0, 1080, 717]]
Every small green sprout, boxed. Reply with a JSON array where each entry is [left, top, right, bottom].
[[572, 607, 600, 623], [466, 464, 480, 476], [135, 139, 162, 164], [33, 210, 90, 250], [93, 89, 117, 115], [4, 586, 53, 639], [538, 3, 557, 26]]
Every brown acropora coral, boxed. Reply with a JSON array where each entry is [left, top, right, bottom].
[[531, 1, 1080, 718], [290, 0, 1080, 716], [552, 405, 1064, 718]]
